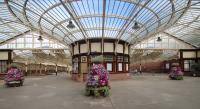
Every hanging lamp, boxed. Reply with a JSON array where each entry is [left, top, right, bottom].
[[37, 32, 43, 42], [157, 37, 162, 42], [132, 22, 140, 30], [67, 20, 75, 29]]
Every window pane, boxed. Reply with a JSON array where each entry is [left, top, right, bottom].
[[117, 56, 123, 62], [126, 64, 129, 71], [106, 63, 112, 71], [118, 63, 123, 72], [104, 55, 113, 62]]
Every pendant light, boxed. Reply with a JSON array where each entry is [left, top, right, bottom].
[[157, 37, 162, 42], [37, 32, 43, 42], [132, 22, 140, 30], [67, 20, 75, 29]]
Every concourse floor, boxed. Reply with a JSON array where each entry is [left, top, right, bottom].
[[0, 73, 200, 109]]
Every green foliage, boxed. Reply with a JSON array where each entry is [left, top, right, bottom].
[[85, 86, 110, 97], [8, 63, 18, 68], [101, 86, 109, 97], [176, 76, 183, 80], [91, 55, 104, 63], [94, 88, 100, 97]]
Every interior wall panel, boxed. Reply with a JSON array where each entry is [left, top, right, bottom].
[[80, 44, 88, 53], [91, 43, 101, 52], [183, 51, 196, 58], [0, 52, 8, 60], [104, 43, 114, 52], [117, 44, 123, 53]]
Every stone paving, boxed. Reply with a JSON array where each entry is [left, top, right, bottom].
[[0, 73, 200, 109]]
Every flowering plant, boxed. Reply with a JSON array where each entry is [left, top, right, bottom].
[[4, 68, 24, 82], [86, 64, 109, 87], [169, 66, 183, 80], [85, 64, 110, 97]]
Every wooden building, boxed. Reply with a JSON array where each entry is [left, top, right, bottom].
[[71, 39, 130, 81]]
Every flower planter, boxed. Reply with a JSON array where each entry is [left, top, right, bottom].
[[169, 66, 183, 80], [85, 64, 110, 97]]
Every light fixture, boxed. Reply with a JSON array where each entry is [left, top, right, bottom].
[[132, 22, 140, 30], [157, 37, 162, 42], [37, 35, 43, 42], [67, 20, 75, 29]]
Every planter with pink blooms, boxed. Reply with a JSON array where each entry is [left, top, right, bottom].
[[169, 66, 183, 80], [85, 64, 110, 97], [4, 63, 24, 87]]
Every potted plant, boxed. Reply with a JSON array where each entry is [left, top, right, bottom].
[[85, 64, 110, 97], [169, 66, 184, 80], [4, 63, 24, 87]]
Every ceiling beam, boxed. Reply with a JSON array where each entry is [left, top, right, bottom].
[[101, 0, 106, 54]]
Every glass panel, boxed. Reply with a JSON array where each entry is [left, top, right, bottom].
[[126, 64, 129, 71], [118, 63, 123, 72], [165, 63, 170, 69], [117, 56, 123, 62], [106, 63, 112, 72], [184, 60, 189, 71], [0, 61, 7, 73], [104, 55, 113, 62], [184, 60, 196, 71], [73, 63, 78, 73]]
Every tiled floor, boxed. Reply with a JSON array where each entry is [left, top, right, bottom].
[[0, 73, 200, 109]]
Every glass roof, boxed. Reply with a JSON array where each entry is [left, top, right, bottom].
[[165, 0, 200, 47], [0, 1, 29, 43], [0, 31, 67, 49], [134, 33, 195, 49], [0, 0, 200, 47]]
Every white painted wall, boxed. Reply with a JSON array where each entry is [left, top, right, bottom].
[[104, 43, 114, 52], [80, 44, 88, 53], [197, 51, 200, 58], [91, 43, 101, 52], [0, 52, 8, 60], [124, 44, 129, 54], [183, 51, 196, 58], [117, 44, 123, 53], [74, 44, 79, 55]]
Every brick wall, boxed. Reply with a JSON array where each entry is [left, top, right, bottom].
[[130, 61, 164, 73], [109, 73, 131, 80]]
